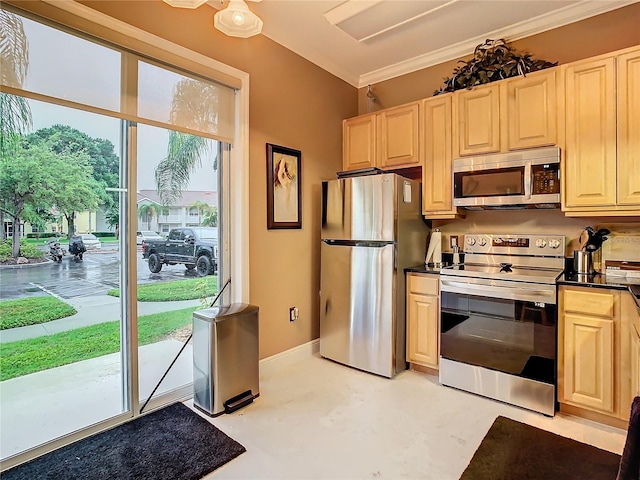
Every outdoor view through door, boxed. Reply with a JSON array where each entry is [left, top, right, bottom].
[[0, 6, 228, 466]]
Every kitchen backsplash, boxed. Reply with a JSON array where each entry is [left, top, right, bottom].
[[431, 209, 640, 258]]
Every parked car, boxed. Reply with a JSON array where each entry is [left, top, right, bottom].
[[142, 227, 218, 277], [78, 233, 102, 250], [136, 230, 163, 245]]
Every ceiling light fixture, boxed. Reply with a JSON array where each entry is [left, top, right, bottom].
[[214, 0, 263, 38], [162, 0, 208, 9]]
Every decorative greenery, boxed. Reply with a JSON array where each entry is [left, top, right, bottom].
[[0, 238, 44, 261], [433, 38, 557, 96]]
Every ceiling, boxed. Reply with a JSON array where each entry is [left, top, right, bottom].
[[207, 0, 636, 88]]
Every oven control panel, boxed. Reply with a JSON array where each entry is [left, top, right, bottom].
[[464, 234, 565, 256]]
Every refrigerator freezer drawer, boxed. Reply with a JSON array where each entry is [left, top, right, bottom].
[[320, 242, 396, 377]]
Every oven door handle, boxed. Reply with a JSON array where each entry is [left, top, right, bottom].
[[440, 280, 555, 299]]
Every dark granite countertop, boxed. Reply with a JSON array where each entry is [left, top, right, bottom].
[[404, 265, 445, 275]]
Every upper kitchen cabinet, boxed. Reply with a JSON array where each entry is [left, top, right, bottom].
[[453, 68, 557, 157], [505, 69, 557, 150], [342, 113, 377, 171], [562, 46, 640, 216], [453, 83, 501, 156], [421, 94, 463, 219], [617, 49, 640, 206], [378, 102, 420, 169], [342, 102, 420, 172]]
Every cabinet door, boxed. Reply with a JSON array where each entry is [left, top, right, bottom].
[[632, 325, 640, 397], [564, 58, 617, 208], [454, 84, 500, 156], [422, 95, 456, 216], [378, 103, 419, 168], [343, 114, 376, 171], [617, 49, 640, 206], [507, 69, 557, 150], [563, 313, 614, 413], [407, 292, 439, 368]]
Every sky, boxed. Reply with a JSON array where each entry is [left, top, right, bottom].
[[21, 13, 218, 193]]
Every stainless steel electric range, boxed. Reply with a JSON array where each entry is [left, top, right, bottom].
[[439, 233, 566, 416]]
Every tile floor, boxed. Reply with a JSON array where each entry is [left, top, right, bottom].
[[196, 352, 627, 479]]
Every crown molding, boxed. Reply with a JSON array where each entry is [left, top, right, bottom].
[[358, 0, 638, 88]]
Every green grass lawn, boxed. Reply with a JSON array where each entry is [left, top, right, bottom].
[[0, 297, 77, 330], [108, 276, 218, 301], [0, 306, 196, 381]]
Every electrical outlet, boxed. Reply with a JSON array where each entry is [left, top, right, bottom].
[[450, 235, 459, 248], [289, 306, 299, 322]]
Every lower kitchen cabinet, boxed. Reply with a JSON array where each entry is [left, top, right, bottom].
[[406, 273, 440, 369], [558, 285, 634, 425]]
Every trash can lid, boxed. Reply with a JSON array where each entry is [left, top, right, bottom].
[[192, 303, 259, 322]]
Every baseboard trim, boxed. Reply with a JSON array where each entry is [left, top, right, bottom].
[[259, 339, 320, 377]]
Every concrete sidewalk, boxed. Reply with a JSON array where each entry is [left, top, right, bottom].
[[0, 295, 201, 344]]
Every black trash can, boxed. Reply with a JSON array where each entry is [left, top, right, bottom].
[[192, 303, 259, 416]]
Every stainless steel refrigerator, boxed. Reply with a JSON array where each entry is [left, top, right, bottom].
[[320, 173, 430, 378]]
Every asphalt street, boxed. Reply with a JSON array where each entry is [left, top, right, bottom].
[[0, 245, 200, 301]]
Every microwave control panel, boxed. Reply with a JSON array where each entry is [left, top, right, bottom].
[[532, 165, 560, 195]]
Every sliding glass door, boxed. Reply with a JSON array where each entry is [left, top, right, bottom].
[[0, 6, 233, 467]]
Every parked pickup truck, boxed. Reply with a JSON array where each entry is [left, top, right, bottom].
[[142, 227, 218, 277]]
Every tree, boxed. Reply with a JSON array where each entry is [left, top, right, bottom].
[[104, 207, 119, 239], [155, 132, 210, 204], [0, 10, 31, 241], [155, 78, 218, 204], [0, 142, 96, 256], [201, 207, 218, 227], [47, 151, 101, 236], [27, 124, 119, 209], [138, 202, 160, 230], [0, 143, 51, 256], [190, 200, 211, 225]]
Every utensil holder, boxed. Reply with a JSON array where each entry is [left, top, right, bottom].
[[573, 250, 602, 275]]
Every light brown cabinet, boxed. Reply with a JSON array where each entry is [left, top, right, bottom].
[[562, 46, 640, 216], [454, 83, 501, 156], [342, 102, 419, 172], [342, 113, 377, 171], [453, 68, 557, 157], [406, 274, 440, 369], [559, 286, 634, 425], [421, 94, 462, 219]]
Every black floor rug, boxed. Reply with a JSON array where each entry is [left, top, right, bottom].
[[460, 416, 621, 480], [1, 402, 245, 480]]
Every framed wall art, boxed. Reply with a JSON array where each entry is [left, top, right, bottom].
[[266, 143, 302, 230]]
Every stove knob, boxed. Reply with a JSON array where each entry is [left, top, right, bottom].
[[548, 239, 561, 249], [478, 237, 487, 246], [466, 237, 476, 246], [535, 239, 547, 248]]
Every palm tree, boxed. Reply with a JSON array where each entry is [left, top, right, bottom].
[[0, 10, 31, 156], [201, 207, 218, 227], [1, 10, 31, 247], [137, 202, 160, 230], [154, 78, 218, 203], [190, 200, 210, 225]]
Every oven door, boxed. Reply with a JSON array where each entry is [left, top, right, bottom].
[[439, 276, 557, 385]]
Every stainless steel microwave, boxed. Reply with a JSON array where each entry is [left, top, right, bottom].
[[453, 147, 561, 209]]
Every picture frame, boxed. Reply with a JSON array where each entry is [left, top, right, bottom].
[[266, 143, 302, 230]]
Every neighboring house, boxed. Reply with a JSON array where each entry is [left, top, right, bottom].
[[137, 190, 218, 234], [3, 210, 99, 238]]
